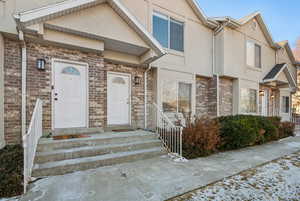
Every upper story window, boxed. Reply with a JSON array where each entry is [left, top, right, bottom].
[[153, 12, 184, 52], [247, 41, 261, 68]]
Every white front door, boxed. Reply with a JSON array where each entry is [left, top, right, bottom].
[[53, 61, 88, 129], [107, 73, 131, 125], [280, 90, 291, 122]]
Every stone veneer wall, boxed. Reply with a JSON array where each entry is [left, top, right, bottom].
[[196, 76, 218, 117], [4, 38, 153, 144], [219, 77, 233, 116]]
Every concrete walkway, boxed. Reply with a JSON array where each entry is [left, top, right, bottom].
[[20, 136, 300, 201]]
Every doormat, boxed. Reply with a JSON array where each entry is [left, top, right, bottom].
[[112, 129, 135, 132], [53, 134, 90, 140]]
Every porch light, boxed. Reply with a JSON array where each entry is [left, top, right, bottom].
[[259, 90, 264, 96], [134, 76, 142, 86], [36, 59, 46, 70], [271, 94, 275, 99]]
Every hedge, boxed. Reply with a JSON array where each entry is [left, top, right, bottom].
[[182, 115, 295, 159]]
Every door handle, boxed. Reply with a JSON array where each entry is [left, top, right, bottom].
[[54, 98, 58, 101]]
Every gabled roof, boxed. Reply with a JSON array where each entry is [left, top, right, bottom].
[[263, 63, 286, 81], [14, 0, 166, 58], [277, 40, 298, 65], [185, 0, 218, 28], [211, 11, 279, 49], [263, 63, 297, 89]]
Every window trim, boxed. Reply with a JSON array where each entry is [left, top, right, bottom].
[[246, 40, 262, 69], [240, 88, 258, 114], [162, 80, 193, 114], [153, 11, 185, 52], [281, 96, 290, 114]]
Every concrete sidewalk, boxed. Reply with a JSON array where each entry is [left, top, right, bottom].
[[20, 136, 300, 201]]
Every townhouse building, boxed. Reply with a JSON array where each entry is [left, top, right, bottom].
[[0, 0, 298, 148]]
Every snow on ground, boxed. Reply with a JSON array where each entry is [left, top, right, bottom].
[[171, 152, 300, 201]]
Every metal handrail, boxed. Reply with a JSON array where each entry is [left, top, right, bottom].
[[151, 103, 183, 157]]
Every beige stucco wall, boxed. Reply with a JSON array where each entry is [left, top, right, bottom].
[[46, 3, 149, 49], [0, 0, 72, 35], [0, 33, 5, 149], [221, 19, 276, 82], [121, 0, 214, 77], [277, 47, 297, 83]]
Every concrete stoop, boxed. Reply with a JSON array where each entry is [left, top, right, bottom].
[[33, 131, 164, 177]]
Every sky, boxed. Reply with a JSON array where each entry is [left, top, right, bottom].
[[197, 0, 300, 48]]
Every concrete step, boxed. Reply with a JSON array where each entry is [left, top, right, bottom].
[[53, 128, 104, 136], [37, 131, 158, 152], [35, 139, 162, 163], [32, 147, 164, 177]]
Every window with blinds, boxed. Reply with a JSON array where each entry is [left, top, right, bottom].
[[153, 12, 184, 52]]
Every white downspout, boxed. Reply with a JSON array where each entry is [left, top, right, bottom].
[[144, 65, 152, 129], [212, 30, 220, 117], [19, 31, 27, 138]]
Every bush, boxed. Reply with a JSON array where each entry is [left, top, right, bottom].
[[0, 145, 23, 198], [218, 115, 260, 150], [256, 116, 279, 143], [279, 122, 295, 139], [182, 116, 220, 159]]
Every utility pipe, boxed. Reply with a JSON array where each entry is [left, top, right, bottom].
[[19, 30, 27, 138]]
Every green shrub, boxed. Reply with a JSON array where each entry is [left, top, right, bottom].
[[182, 116, 220, 158], [256, 116, 279, 143], [218, 115, 260, 150], [0, 145, 23, 198], [279, 122, 295, 139]]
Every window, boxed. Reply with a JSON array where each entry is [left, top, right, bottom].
[[241, 88, 257, 113], [178, 82, 192, 114], [281, 96, 290, 113], [153, 12, 184, 52], [247, 41, 261, 68], [61, 67, 80, 76], [162, 81, 177, 112], [162, 81, 192, 114]]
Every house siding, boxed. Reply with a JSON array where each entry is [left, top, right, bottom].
[[195, 76, 218, 118], [219, 77, 233, 116], [4, 38, 153, 144]]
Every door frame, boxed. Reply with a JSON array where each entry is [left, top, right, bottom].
[[51, 58, 89, 130], [107, 71, 132, 126]]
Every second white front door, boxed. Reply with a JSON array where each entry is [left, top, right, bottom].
[[107, 73, 131, 125]]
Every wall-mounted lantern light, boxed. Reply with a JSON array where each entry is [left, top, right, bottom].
[[36, 59, 46, 70], [134, 76, 142, 86], [259, 90, 264, 96]]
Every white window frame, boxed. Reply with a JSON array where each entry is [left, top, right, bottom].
[[153, 11, 184, 52], [281, 96, 290, 114], [246, 40, 261, 69]]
